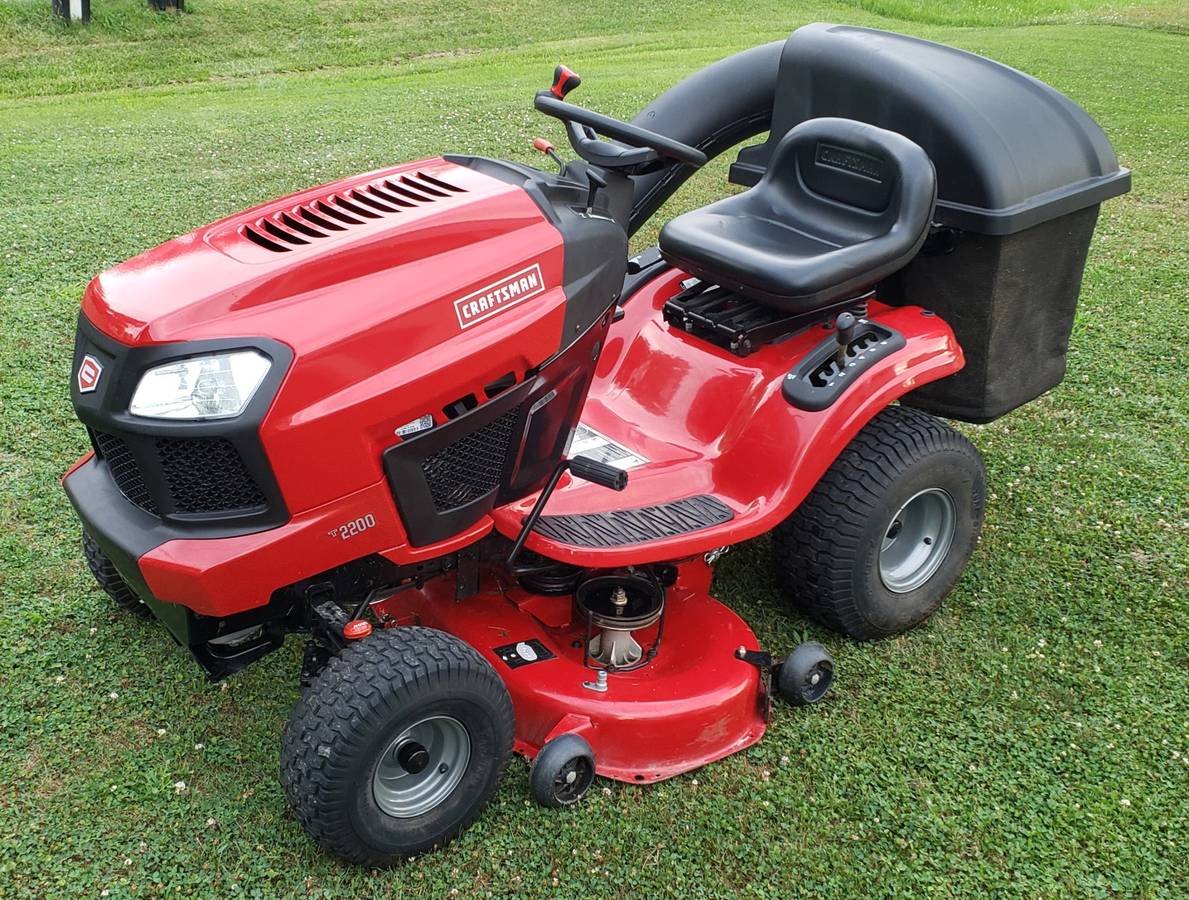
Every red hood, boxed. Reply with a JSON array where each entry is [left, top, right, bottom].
[[82, 158, 557, 356]]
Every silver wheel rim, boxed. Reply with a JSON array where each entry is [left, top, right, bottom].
[[879, 488, 957, 593], [372, 715, 470, 818]]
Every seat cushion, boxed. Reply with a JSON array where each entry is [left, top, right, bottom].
[[660, 118, 936, 313]]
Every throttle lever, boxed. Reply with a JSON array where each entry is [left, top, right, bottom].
[[531, 137, 566, 173], [505, 455, 629, 573]]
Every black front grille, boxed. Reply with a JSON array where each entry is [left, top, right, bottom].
[[90, 428, 266, 516], [90, 429, 158, 515], [420, 407, 520, 511], [156, 437, 267, 513]]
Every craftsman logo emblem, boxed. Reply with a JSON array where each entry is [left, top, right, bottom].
[[816, 142, 885, 182], [77, 354, 103, 393], [453, 263, 545, 330]]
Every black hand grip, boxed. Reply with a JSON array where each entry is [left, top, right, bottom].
[[834, 311, 856, 369], [835, 311, 857, 345], [568, 456, 628, 491]]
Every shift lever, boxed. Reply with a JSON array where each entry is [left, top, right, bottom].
[[834, 311, 856, 371], [585, 169, 607, 215]]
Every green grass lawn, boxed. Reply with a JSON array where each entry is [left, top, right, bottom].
[[1, 0, 1186, 896]]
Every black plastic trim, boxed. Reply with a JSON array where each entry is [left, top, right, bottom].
[[70, 313, 292, 531], [782, 319, 907, 411], [446, 155, 630, 344]]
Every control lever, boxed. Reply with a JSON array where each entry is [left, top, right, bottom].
[[584, 168, 607, 215], [834, 311, 857, 372], [531, 137, 566, 173], [506, 455, 628, 573]]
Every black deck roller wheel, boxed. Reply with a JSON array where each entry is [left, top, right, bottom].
[[777, 641, 834, 706], [530, 733, 596, 808], [82, 529, 149, 617], [280, 627, 514, 866], [774, 405, 985, 640]]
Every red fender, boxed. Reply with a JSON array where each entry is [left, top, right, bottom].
[[490, 267, 963, 566]]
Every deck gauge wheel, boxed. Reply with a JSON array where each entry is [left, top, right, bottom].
[[777, 642, 835, 706], [530, 733, 597, 808]]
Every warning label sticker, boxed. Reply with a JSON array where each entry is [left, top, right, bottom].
[[569, 423, 649, 470]]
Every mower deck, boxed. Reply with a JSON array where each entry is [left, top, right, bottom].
[[491, 267, 963, 567], [370, 562, 767, 782]]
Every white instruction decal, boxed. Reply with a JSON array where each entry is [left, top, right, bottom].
[[569, 423, 648, 470]]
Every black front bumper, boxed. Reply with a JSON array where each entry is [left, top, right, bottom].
[[66, 457, 295, 680], [65, 456, 191, 640]]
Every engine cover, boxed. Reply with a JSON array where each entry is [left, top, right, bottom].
[[73, 156, 627, 544]]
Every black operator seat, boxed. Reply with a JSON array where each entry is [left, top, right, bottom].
[[659, 118, 937, 313]]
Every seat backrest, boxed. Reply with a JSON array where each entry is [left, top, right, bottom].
[[762, 118, 936, 244]]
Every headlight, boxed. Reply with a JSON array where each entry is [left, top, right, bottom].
[[129, 350, 271, 420]]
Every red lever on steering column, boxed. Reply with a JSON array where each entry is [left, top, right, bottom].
[[551, 64, 581, 99], [532, 136, 566, 172]]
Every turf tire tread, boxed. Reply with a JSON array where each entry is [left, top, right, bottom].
[[279, 626, 514, 866], [773, 405, 983, 639], [82, 529, 149, 616]]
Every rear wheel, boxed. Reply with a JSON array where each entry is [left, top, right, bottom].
[[280, 627, 514, 866], [773, 405, 985, 640], [82, 529, 148, 617]]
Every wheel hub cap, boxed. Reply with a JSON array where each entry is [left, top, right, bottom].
[[372, 715, 470, 818], [553, 758, 593, 803], [879, 488, 957, 593]]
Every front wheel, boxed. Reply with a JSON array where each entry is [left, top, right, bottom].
[[773, 405, 985, 640], [280, 627, 514, 866], [82, 529, 149, 617]]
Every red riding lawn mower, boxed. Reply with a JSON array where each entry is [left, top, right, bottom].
[[64, 25, 1128, 865]]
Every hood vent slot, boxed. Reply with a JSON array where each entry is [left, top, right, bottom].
[[239, 170, 469, 253], [243, 224, 291, 252]]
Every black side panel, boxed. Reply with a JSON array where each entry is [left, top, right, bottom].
[[384, 378, 532, 546], [888, 206, 1100, 422], [383, 314, 610, 546], [446, 156, 629, 345], [627, 41, 782, 236]]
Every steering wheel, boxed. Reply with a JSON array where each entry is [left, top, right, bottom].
[[534, 84, 707, 171]]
